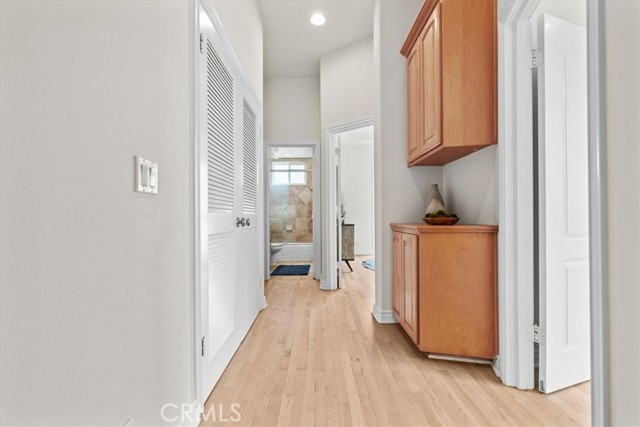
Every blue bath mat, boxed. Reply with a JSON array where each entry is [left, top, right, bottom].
[[271, 264, 311, 276], [362, 258, 375, 271]]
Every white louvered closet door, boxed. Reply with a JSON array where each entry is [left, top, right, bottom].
[[198, 11, 263, 404], [238, 95, 261, 314]]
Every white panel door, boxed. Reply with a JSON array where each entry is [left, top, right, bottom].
[[537, 14, 590, 394], [198, 8, 262, 404]]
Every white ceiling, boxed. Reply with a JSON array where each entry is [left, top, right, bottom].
[[258, 0, 374, 78]]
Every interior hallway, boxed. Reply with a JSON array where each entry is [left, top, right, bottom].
[[203, 257, 590, 426]]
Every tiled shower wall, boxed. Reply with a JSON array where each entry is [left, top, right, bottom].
[[269, 158, 313, 243]]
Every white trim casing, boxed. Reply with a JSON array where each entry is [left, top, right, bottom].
[[586, 0, 609, 425], [323, 118, 374, 291], [497, 0, 540, 389], [190, 0, 201, 408]]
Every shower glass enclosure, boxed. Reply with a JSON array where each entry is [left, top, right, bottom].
[[269, 147, 313, 245]]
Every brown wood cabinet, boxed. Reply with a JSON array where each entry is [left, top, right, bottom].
[[401, 0, 497, 166], [391, 223, 498, 359]]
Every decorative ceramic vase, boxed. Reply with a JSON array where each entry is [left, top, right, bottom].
[[425, 184, 445, 215]]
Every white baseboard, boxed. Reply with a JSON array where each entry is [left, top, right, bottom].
[[492, 356, 501, 378], [371, 305, 399, 324]]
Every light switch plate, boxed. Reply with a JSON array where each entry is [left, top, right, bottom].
[[135, 156, 158, 194]]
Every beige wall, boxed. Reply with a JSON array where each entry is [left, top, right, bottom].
[[340, 137, 375, 255], [320, 37, 374, 131], [319, 36, 375, 286], [373, 0, 443, 320], [443, 146, 498, 225], [264, 77, 320, 141], [0, 1, 263, 425], [604, 1, 640, 424], [208, 0, 263, 102]]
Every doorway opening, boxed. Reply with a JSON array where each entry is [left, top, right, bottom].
[[264, 141, 320, 281], [499, 0, 596, 418], [324, 119, 375, 291]]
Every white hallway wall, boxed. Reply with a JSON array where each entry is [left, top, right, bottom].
[[319, 36, 374, 286], [340, 133, 375, 255], [0, 1, 263, 425], [373, 0, 443, 321], [605, 0, 640, 424], [443, 146, 498, 224], [264, 77, 320, 141], [210, 0, 263, 101], [320, 37, 374, 132]]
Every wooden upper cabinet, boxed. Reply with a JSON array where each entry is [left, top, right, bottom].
[[406, 43, 422, 162], [420, 3, 441, 154], [401, 0, 497, 166]]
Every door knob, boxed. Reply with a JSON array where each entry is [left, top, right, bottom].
[[236, 217, 246, 227], [246, 218, 251, 226]]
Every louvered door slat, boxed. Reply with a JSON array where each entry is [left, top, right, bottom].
[[207, 233, 236, 360], [206, 40, 235, 213], [203, 34, 237, 362], [242, 99, 257, 215]]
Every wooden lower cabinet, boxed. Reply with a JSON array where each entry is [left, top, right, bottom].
[[391, 223, 498, 359]]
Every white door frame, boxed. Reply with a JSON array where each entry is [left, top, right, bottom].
[[322, 117, 374, 291], [585, 1, 609, 424], [498, 0, 608, 423], [264, 140, 321, 281], [497, 0, 540, 390]]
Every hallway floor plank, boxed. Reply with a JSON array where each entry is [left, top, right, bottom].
[[202, 257, 590, 426]]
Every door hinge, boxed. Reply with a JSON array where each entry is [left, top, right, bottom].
[[199, 33, 204, 53], [527, 324, 544, 344], [201, 336, 205, 357], [525, 49, 543, 69]]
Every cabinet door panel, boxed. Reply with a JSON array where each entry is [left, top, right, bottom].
[[392, 232, 404, 320], [421, 3, 442, 152], [402, 234, 419, 343], [407, 44, 422, 162]]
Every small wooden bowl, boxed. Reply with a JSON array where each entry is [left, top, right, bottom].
[[423, 217, 460, 226]]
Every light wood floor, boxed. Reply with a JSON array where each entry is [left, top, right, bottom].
[[202, 257, 590, 426]]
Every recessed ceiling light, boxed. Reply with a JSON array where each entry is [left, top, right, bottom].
[[310, 13, 326, 26]]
